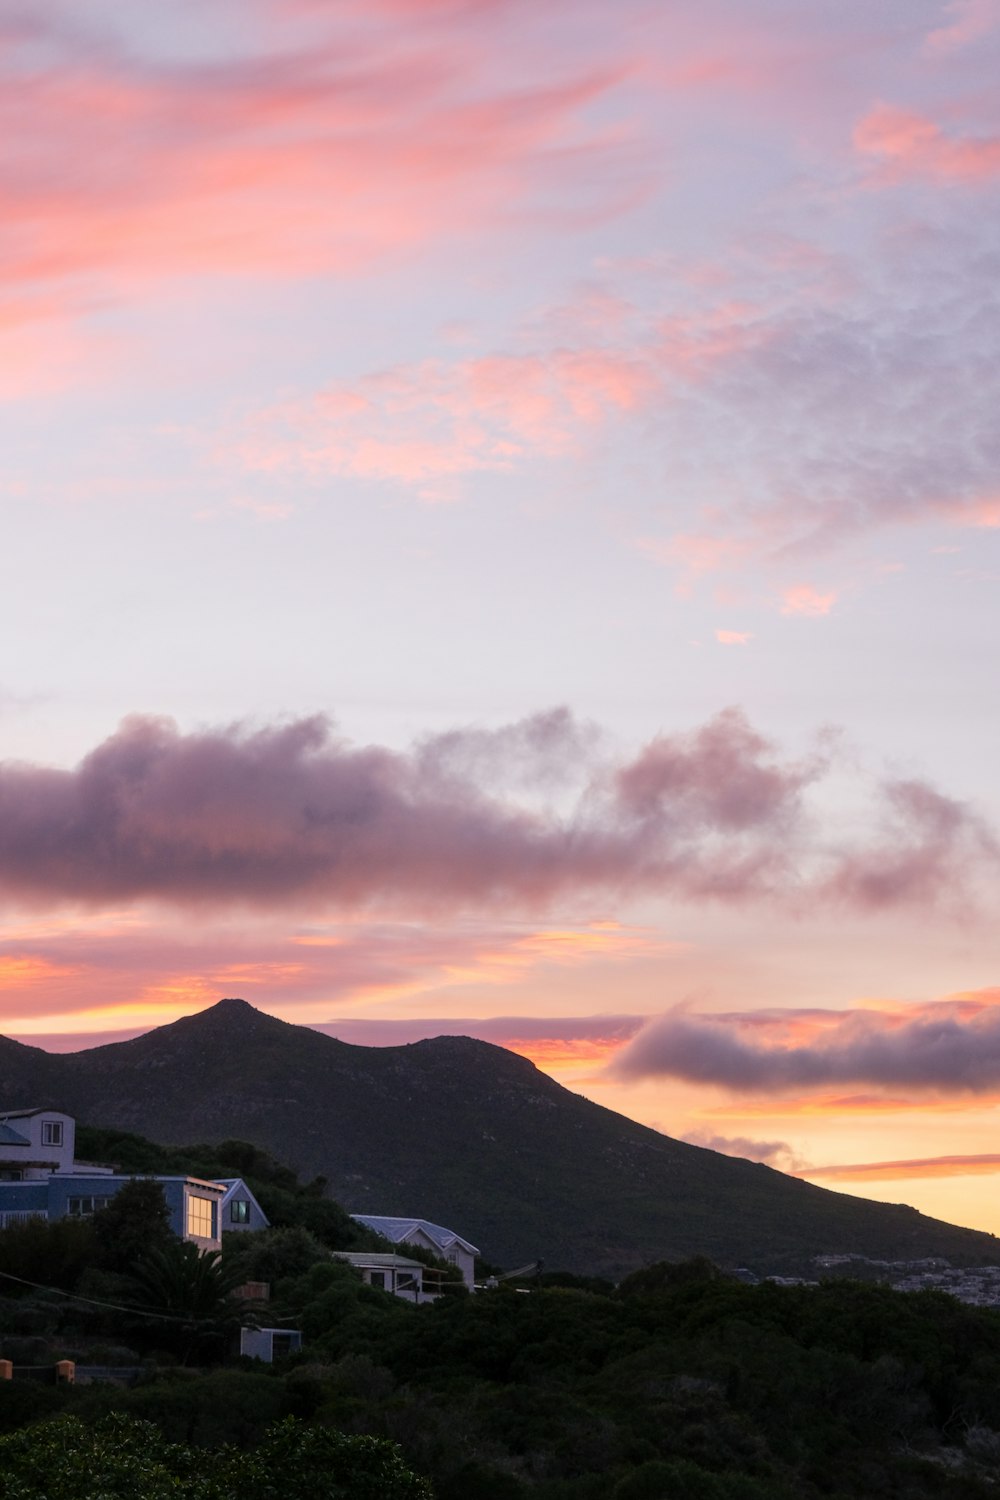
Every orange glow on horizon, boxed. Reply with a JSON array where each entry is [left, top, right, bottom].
[[799, 1154, 1000, 1182], [501, 1035, 631, 1072]]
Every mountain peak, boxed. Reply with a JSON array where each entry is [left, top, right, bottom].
[[208, 997, 260, 1018]]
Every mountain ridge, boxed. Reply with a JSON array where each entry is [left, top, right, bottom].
[[1, 998, 996, 1277]]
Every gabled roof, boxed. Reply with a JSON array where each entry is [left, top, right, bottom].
[[351, 1214, 479, 1257], [214, 1178, 270, 1225], [0, 1123, 30, 1146]]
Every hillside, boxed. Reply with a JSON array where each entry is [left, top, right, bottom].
[[2, 998, 998, 1276]]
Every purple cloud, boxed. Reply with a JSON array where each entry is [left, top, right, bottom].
[[611, 995, 1000, 1094], [0, 706, 993, 914]]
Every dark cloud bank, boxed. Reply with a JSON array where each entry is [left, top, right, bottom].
[[613, 1003, 1000, 1094], [0, 706, 993, 911]]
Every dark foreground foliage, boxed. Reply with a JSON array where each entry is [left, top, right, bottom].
[[0, 1412, 431, 1499], [5, 1252, 1000, 1497]]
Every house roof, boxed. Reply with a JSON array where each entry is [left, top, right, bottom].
[[0, 1108, 68, 1121], [351, 1215, 480, 1256], [0, 1123, 30, 1145], [334, 1252, 426, 1271]]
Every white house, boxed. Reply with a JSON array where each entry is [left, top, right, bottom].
[[351, 1215, 479, 1289], [0, 1109, 78, 1178], [239, 1327, 302, 1362], [334, 1250, 435, 1302]]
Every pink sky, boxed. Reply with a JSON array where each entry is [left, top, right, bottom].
[[3, 0, 1000, 1234]]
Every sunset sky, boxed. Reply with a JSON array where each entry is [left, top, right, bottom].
[[2, 0, 1000, 1234]]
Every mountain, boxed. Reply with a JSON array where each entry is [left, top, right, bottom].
[[1, 998, 997, 1277]]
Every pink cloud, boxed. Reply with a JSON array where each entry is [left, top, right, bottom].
[[0, 705, 989, 918], [947, 495, 1000, 528], [715, 629, 752, 645], [855, 103, 1000, 183], [639, 534, 752, 580], [0, 912, 657, 1036], [0, 11, 639, 333], [923, 0, 1000, 55], [780, 584, 837, 617], [226, 346, 656, 491]]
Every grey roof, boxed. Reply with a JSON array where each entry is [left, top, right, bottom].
[[0, 1108, 61, 1121], [334, 1252, 425, 1270], [0, 1123, 30, 1145], [351, 1215, 479, 1256]]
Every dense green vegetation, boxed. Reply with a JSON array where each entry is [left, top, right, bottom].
[[5, 1219, 1000, 1496], [4, 1125, 1000, 1496], [0, 1412, 431, 1498]]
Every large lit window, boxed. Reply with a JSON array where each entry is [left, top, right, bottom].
[[230, 1199, 250, 1224], [41, 1121, 63, 1147], [186, 1195, 215, 1239]]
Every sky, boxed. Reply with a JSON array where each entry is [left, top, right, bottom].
[[2, 0, 1000, 1234]]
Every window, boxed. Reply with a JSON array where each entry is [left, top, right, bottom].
[[369, 1271, 386, 1290], [270, 1333, 296, 1359], [229, 1198, 251, 1224], [41, 1121, 63, 1147], [67, 1196, 110, 1217], [186, 1194, 216, 1239]]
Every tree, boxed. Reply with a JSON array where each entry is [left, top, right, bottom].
[[92, 1178, 174, 1274], [0, 1215, 94, 1293], [128, 1240, 249, 1362], [130, 1240, 247, 1322], [232, 1417, 433, 1500], [0, 1412, 432, 1500], [0, 1412, 217, 1499]]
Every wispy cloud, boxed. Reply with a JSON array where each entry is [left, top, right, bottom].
[[924, 0, 1000, 57], [855, 103, 1000, 183], [780, 584, 837, 617], [225, 348, 654, 496], [681, 1129, 807, 1172], [799, 1153, 1000, 1181], [0, 6, 640, 332]]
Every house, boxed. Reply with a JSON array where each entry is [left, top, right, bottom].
[[0, 1173, 229, 1252], [333, 1250, 435, 1302], [0, 1108, 267, 1253], [215, 1178, 270, 1233], [0, 1109, 79, 1179], [351, 1215, 479, 1289], [239, 1327, 303, 1362]]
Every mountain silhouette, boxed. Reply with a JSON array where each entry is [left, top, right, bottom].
[[1, 998, 996, 1276]]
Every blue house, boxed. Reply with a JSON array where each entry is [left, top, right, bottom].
[[0, 1108, 268, 1254]]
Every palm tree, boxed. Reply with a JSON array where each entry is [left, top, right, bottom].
[[129, 1239, 253, 1362]]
